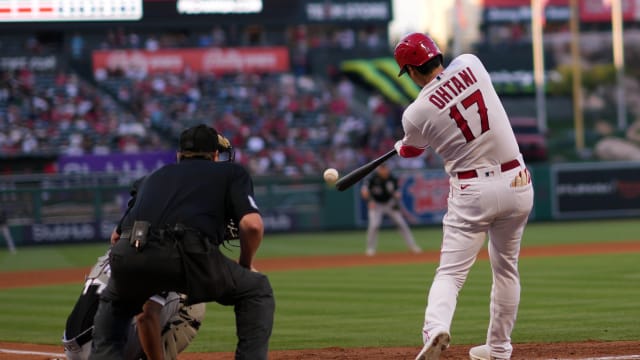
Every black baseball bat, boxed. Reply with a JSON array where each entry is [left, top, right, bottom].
[[335, 149, 397, 192]]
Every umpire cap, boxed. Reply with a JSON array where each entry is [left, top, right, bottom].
[[179, 124, 219, 153]]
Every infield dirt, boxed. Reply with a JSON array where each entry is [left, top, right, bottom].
[[1, 241, 640, 359]]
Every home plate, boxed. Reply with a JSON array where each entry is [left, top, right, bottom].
[[553, 356, 640, 360]]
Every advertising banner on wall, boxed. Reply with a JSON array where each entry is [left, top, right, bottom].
[[552, 162, 640, 219], [58, 151, 175, 173], [483, 5, 570, 23], [579, 0, 637, 22], [304, 0, 391, 22], [17, 220, 118, 246], [92, 47, 290, 77], [482, 0, 639, 23], [357, 169, 449, 226], [0, 55, 58, 72], [399, 171, 449, 224]]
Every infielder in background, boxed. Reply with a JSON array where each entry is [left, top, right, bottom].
[[360, 163, 421, 256], [0, 207, 16, 254], [392, 33, 534, 360]]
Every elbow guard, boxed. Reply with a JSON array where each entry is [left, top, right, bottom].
[[394, 141, 425, 158]]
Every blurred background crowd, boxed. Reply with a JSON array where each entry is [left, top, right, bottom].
[[2, 0, 640, 178]]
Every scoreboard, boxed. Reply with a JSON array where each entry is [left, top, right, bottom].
[[177, 0, 263, 14], [0, 0, 264, 23], [0, 0, 142, 22], [0, 0, 390, 28]]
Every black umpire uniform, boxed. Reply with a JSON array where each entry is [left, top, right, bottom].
[[90, 124, 275, 360]]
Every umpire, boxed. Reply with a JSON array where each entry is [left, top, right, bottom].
[[90, 124, 275, 360]]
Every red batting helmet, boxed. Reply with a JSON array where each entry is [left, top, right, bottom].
[[394, 33, 442, 77]]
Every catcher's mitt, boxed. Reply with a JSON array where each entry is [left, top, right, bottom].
[[162, 296, 206, 360]]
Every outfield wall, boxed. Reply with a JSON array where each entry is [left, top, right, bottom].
[[1, 161, 639, 246]]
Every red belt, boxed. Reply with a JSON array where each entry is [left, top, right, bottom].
[[457, 159, 520, 179]]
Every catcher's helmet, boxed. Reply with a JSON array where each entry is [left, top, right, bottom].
[[394, 33, 442, 77]]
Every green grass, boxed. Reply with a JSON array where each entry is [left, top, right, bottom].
[[1, 218, 638, 272], [191, 253, 640, 352], [0, 218, 639, 351], [2, 254, 638, 350], [0, 284, 80, 344]]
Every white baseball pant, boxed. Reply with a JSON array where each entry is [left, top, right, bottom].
[[421, 156, 534, 359], [366, 199, 421, 254]]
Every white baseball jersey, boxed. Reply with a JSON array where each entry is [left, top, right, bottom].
[[400, 54, 520, 176]]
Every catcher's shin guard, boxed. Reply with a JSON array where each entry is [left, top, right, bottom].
[[62, 253, 111, 360], [161, 296, 206, 359], [63, 328, 93, 360]]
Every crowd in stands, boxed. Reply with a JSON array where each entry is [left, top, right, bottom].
[[7, 14, 640, 179], [1, 64, 434, 178], [0, 68, 164, 157], [87, 24, 385, 52], [97, 67, 423, 177], [8, 23, 640, 176], [0, 25, 434, 177]]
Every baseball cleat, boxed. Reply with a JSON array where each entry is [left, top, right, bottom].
[[415, 329, 450, 360], [469, 344, 508, 360]]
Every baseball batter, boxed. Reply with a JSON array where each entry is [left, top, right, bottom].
[[392, 33, 534, 360]]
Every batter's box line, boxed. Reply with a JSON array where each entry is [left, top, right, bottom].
[[552, 356, 640, 360], [0, 348, 66, 358]]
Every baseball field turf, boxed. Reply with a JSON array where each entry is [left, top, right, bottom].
[[0, 218, 638, 356]]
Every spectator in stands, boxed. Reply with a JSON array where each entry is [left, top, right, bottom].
[[145, 36, 159, 51], [70, 33, 84, 59], [211, 26, 227, 46]]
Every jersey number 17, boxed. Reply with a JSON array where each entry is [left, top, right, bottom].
[[448, 89, 489, 143]]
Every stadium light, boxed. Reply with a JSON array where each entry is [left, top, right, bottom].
[[569, 0, 585, 151], [608, 0, 627, 130], [531, 0, 547, 133]]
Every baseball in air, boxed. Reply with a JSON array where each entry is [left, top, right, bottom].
[[323, 168, 339, 184]]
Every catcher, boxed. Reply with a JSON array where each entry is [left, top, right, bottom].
[[62, 134, 238, 360], [62, 251, 206, 360]]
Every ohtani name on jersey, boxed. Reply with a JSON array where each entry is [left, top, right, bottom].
[[428, 67, 478, 109]]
